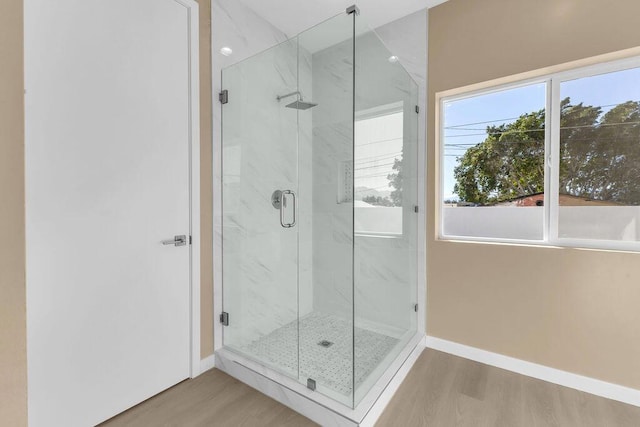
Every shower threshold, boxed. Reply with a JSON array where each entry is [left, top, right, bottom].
[[215, 330, 425, 426]]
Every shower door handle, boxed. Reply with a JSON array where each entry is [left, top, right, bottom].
[[279, 190, 297, 228]]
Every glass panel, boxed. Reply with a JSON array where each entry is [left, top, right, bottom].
[[353, 18, 419, 405], [558, 66, 640, 242], [441, 83, 547, 240], [297, 12, 355, 407], [221, 39, 300, 379]]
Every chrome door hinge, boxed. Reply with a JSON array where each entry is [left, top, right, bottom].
[[414, 205, 419, 213], [307, 378, 316, 391], [220, 312, 229, 326], [415, 105, 420, 114], [414, 304, 419, 312], [219, 90, 228, 104]]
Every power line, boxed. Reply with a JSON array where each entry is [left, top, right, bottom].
[[355, 162, 396, 171], [445, 116, 521, 128], [356, 136, 403, 147], [444, 129, 544, 138], [443, 101, 639, 129], [356, 171, 395, 179], [355, 153, 401, 164]]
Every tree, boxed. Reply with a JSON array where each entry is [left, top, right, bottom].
[[453, 97, 640, 205], [560, 100, 640, 204], [387, 157, 403, 206], [453, 108, 545, 204]]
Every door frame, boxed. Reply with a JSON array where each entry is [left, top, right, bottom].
[[173, 0, 202, 379]]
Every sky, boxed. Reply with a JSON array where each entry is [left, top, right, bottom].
[[442, 66, 640, 201]]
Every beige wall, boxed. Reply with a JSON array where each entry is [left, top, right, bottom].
[[1, 1, 213, 423], [197, 0, 214, 359], [0, 0, 27, 425], [428, 0, 640, 390]]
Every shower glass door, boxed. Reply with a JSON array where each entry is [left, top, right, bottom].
[[221, 38, 301, 379]]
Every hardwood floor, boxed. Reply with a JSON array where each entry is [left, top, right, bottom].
[[102, 349, 640, 426], [100, 369, 317, 427], [376, 349, 640, 427]]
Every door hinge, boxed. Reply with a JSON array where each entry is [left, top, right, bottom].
[[307, 378, 317, 391], [189, 235, 192, 245], [414, 205, 419, 213], [415, 105, 420, 114], [220, 312, 229, 326], [414, 304, 419, 312], [219, 90, 228, 104]]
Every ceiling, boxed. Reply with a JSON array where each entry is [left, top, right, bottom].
[[238, 0, 448, 37]]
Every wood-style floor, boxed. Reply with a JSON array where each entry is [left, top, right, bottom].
[[102, 349, 640, 426], [100, 368, 315, 427], [376, 349, 640, 427]]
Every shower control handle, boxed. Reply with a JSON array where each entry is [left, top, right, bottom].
[[273, 189, 296, 228], [287, 190, 297, 228]]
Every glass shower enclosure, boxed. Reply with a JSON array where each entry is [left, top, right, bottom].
[[221, 7, 419, 408]]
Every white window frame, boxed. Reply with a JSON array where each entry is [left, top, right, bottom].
[[438, 54, 640, 252]]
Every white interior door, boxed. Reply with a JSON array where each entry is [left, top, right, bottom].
[[25, 1, 198, 425]]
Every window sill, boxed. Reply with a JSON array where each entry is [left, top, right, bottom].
[[438, 234, 640, 254], [355, 232, 403, 239]]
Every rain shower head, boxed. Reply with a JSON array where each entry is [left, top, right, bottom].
[[285, 100, 318, 110], [276, 91, 318, 110]]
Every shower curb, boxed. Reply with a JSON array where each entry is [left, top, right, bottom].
[[215, 334, 425, 426]]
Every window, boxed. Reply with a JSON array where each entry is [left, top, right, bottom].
[[441, 83, 547, 241], [440, 56, 640, 251], [354, 103, 404, 235], [557, 66, 640, 243]]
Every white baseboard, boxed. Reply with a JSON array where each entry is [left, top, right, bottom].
[[198, 354, 216, 376], [425, 336, 640, 408], [359, 339, 425, 427]]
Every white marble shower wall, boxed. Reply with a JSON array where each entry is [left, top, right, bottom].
[[311, 12, 427, 336]]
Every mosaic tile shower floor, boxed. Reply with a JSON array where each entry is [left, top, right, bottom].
[[244, 312, 398, 397]]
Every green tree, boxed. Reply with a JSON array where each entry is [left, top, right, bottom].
[[453, 97, 640, 205], [560, 100, 640, 204], [453, 109, 545, 204]]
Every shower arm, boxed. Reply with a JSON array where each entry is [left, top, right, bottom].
[[276, 91, 303, 102]]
